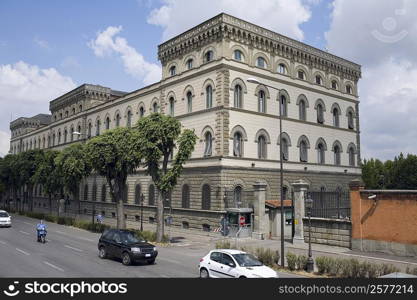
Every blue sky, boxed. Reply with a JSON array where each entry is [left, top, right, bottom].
[[1, 0, 417, 160]]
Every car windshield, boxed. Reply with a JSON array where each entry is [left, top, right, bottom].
[[0, 212, 9, 218], [121, 232, 145, 244], [232, 253, 263, 267]]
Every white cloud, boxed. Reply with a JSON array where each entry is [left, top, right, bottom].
[[0, 130, 11, 157], [0, 61, 77, 156], [147, 0, 312, 41], [326, 0, 417, 160], [88, 26, 161, 86], [34, 37, 50, 50]]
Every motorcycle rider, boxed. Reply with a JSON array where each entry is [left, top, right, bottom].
[[36, 219, 47, 242]]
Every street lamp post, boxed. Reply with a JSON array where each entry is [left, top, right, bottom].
[[247, 77, 285, 267], [140, 193, 144, 231], [305, 196, 314, 272]]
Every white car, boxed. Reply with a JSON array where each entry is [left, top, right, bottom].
[[0, 210, 11, 227], [199, 249, 278, 278]]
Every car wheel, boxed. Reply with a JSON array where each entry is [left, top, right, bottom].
[[98, 247, 107, 259], [147, 259, 155, 265], [239, 276, 247, 278], [200, 268, 209, 278], [122, 252, 132, 266]]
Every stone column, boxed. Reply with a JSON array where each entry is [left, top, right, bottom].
[[252, 181, 267, 240], [292, 179, 309, 244]]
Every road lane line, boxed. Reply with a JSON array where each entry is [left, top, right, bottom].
[[23, 222, 32, 225], [77, 237, 95, 242], [19, 230, 30, 235], [55, 230, 66, 234], [43, 261, 64, 272], [64, 245, 83, 252], [15, 248, 30, 256]]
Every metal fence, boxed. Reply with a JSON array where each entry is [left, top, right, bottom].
[[305, 190, 350, 220]]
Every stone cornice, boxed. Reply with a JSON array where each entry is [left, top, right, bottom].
[[158, 13, 361, 80]]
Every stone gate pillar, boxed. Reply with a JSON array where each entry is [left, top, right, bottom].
[[252, 181, 267, 240], [292, 179, 309, 244]]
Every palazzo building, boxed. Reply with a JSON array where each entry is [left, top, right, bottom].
[[9, 13, 361, 237]]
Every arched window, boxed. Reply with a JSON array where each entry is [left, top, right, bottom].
[[87, 123, 92, 138], [300, 140, 308, 162], [186, 91, 192, 113], [256, 57, 266, 68], [202, 184, 211, 210], [317, 143, 325, 164], [257, 135, 267, 159], [77, 125, 81, 139], [92, 183, 97, 202], [331, 80, 338, 90], [52, 134, 56, 146], [127, 110, 132, 127], [139, 106, 145, 117], [346, 85, 352, 94], [169, 65, 176, 76], [135, 184, 141, 204], [84, 184, 89, 201], [281, 138, 289, 161], [299, 100, 306, 121], [317, 104, 324, 124], [105, 117, 110, 130], [233, 186, 242, 207], [315, 75, 323, 85], [72, 107, 75, 115], [298, 70, 305, 80], [205, 50, 214, 62], [101, 184, 106, 202], [334, 144, 341, 165], [42, 137, 45, 148], [348, 111, 354, 129], [280, 95, 287, 117], [64, 130, 68, 143], [349, 147, 356, 166], [96, 120, 101, 136], [65, 111, 68, 118], [204, 131, 212, 157], [258, 90, 266, 113], [58, 132, 61, 144], [182, 184, 190, 208], [234, 50, 243, 61], [169, 97, 174, 116], [148, 184, 155, 206], [233, 132, 243, 157], [115, 114, 121, 127], [278, 63, 287, 74], [153, 102, 158, 113], [186, 58, 193, 70], [234, 85, 243, 108], [333, 107, 340, 127], [206, 85, 213, 109], [79, 104, 82, 112]]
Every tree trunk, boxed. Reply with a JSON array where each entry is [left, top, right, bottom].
[[49, 194, 52, 215], [156, 191, 165, 242], [115, 181, 126, 229]]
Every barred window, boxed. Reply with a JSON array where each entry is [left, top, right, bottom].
[[204, 131, 212, 157], [206, 85, 213, 109], [202, 184, 211, 210], [182, 184, 190, 208], [148, 184, 155, 206]]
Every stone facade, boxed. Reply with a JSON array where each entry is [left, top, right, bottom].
[[303, 218, 352, 248], [8, 13, 362, 236]]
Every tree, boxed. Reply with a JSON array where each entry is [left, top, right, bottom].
[[0, 154, 22, 211], [33, 150, 62, 214], [55, 143, 92, 212], [18, 149, 44, 212], [85, 127, 142, 229], [136, 113, 197, 242]]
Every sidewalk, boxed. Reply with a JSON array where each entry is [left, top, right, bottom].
[[130, 221, 417, 272]]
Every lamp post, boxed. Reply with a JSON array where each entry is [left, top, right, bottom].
[[305, 196, 314, 272], [247, 77, 285, 267], [140, 193, 144, 231]]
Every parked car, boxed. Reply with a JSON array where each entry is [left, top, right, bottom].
[[98, 229, 158, 266], [0, 210, 11, 227], [199, 249, 278, 278]]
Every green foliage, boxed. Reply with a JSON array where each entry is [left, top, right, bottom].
[[296, 255, 308, 271], [33, 150, 62, 197], [255, 248, 279, 267], [286, 252, 298, 271], [406, 266, 417, 276], [55, 143, 91, 198], [128, 229, 169, 243], [362, 153, 417, 189]]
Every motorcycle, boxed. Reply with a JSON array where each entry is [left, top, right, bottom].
[[37, 229, 47, 243]]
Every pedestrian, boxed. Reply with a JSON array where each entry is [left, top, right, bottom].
[[96, 213, 103, 224]]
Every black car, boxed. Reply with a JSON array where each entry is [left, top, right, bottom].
[[98, 229, 158, 266]]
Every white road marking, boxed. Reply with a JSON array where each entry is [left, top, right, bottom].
[[23, 222, 32, 225], [43, 261, 64, 272], [19, 230, 30, 235], [55, 230, 66, 234], [15, 248, 30, 256], [64, 245, 83, 252], [77, 237, 95, 242]]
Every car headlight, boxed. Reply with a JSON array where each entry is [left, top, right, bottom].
[[131, 247, 141, 253], [153, 247, 157, 252]]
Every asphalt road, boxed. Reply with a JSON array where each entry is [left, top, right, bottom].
[[0, 214, 301, 278]]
